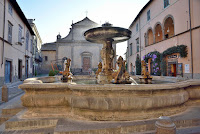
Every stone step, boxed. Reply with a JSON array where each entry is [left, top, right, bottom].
[[2, 127, 54, 134], [0, 108, 23, 126], [1, 108, 23, 116], [5, 119, 58, 131], [0, 117, 10, 125]]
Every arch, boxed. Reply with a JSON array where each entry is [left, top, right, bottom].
[[154, 22, 163, 43], [147, 27, 154, 46], [163, 15, 175, 39], [81, 51, 92, 72]]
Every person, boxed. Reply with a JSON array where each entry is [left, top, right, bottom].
[[88, 68, 92, 75]]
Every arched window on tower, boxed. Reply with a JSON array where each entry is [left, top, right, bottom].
[[147, 28, 154, 46], [155, 23, 163, 43], [164, 16, 174, 39]]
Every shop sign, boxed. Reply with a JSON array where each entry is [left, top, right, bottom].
[[168, 55, 177, 59], [185, 64, 190, 73]]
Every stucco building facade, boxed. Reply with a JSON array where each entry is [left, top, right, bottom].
[[0, 0, 35, 86], [41, 17, 116, 75], [28, 19, 43, 76], [127, 0, 200, 79]]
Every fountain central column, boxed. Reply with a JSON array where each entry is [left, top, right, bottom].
[[98, 40, 114, 84]]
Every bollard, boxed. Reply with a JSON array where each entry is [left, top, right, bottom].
[[2, 85, 8, 102], [155, 116, 176, 134]]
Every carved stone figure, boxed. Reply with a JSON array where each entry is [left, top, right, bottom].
[[140, 60, 152, 84], [113, 56, 130, 84], [95, 62, 102, 78], [62, 58, 72, 82]]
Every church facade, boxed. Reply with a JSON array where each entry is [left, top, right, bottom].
[[41, 17, 116, 75]]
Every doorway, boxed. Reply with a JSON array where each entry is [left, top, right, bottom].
[[25, 59, 29, 78], [5, 60, 11, 83], [168, 62, 177, 77], [18, 59, 22, 80], [82, 57, 90, 72]]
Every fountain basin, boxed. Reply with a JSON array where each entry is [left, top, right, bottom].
[[84, 27, 131, 44], [19, 76, 200, 121]]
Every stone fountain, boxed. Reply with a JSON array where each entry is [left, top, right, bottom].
[[84, 22, 131, 84], [18, 23, 200, 122]]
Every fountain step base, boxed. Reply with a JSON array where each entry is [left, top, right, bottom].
[[72, 105, 187, 121], [1, 104, 200, 133]]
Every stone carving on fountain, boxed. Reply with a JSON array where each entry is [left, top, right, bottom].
[[113, 56, 131, 84], [84, 22, 131, 84], [61, 58, 73, 82], [95, 62, 102, 78], [139, 60, 152, 84]]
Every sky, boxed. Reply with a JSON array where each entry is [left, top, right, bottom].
[[16, 0, 149, 58]]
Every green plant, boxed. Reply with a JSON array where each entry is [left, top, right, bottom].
[[143, 51, 161, 76], [49, 70, 55, 76], [54, 70, 59, 75], [34, 70, 37, 76], [162, 45, 188, 58], [135, 56, 141, 75], [160, 59, 167, 76]]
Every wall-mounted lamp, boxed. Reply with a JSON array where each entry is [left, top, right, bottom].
[[167, 27, 170, 33], [158, 32, 160, 37]]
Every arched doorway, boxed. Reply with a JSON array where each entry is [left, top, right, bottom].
[[81, 52, 92, 73], [155, 23, 163, 43], [147, 28, 154, 45], [164, 16, 174, 39]]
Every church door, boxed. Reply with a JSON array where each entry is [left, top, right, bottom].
[[82, 57, 90, 72]]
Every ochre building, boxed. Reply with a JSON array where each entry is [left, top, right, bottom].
[[127, 0, 200, 79]]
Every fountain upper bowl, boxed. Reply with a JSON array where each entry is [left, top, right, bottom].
[[84, 26, 131, 44]]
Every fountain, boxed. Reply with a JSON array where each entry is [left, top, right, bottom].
[[84, 22, 131, 84], [18, 23, 200, 121]]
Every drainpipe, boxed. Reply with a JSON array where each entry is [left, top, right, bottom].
[[189, 0, 193, 79], [139, 17, 142, 61], [1, 0, 6, 67]]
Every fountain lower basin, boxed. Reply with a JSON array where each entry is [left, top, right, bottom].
[[19, 76, 200, 121]]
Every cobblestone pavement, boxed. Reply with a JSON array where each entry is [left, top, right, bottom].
[[0, 81, 24, 105]]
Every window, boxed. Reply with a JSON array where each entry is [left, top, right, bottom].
[[136, 38, 139, 52], [18, 25, 23, 44], [164, 0, 170, 8], [8, 22, 13, 43], [8, 3, 13, 15], [30, 40, 33, 53], [26, 31, 29, 50], [136, 23, 139, 32], [147, 10, 151, 21], [130, 43, 132, 56], [45, 56, 48, 61]]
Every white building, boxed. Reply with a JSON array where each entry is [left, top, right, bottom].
[[0, 0, 34, 86], [41, 17, 116, 75]]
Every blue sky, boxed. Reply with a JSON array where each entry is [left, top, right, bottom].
[[16, 0, 149, 57]]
